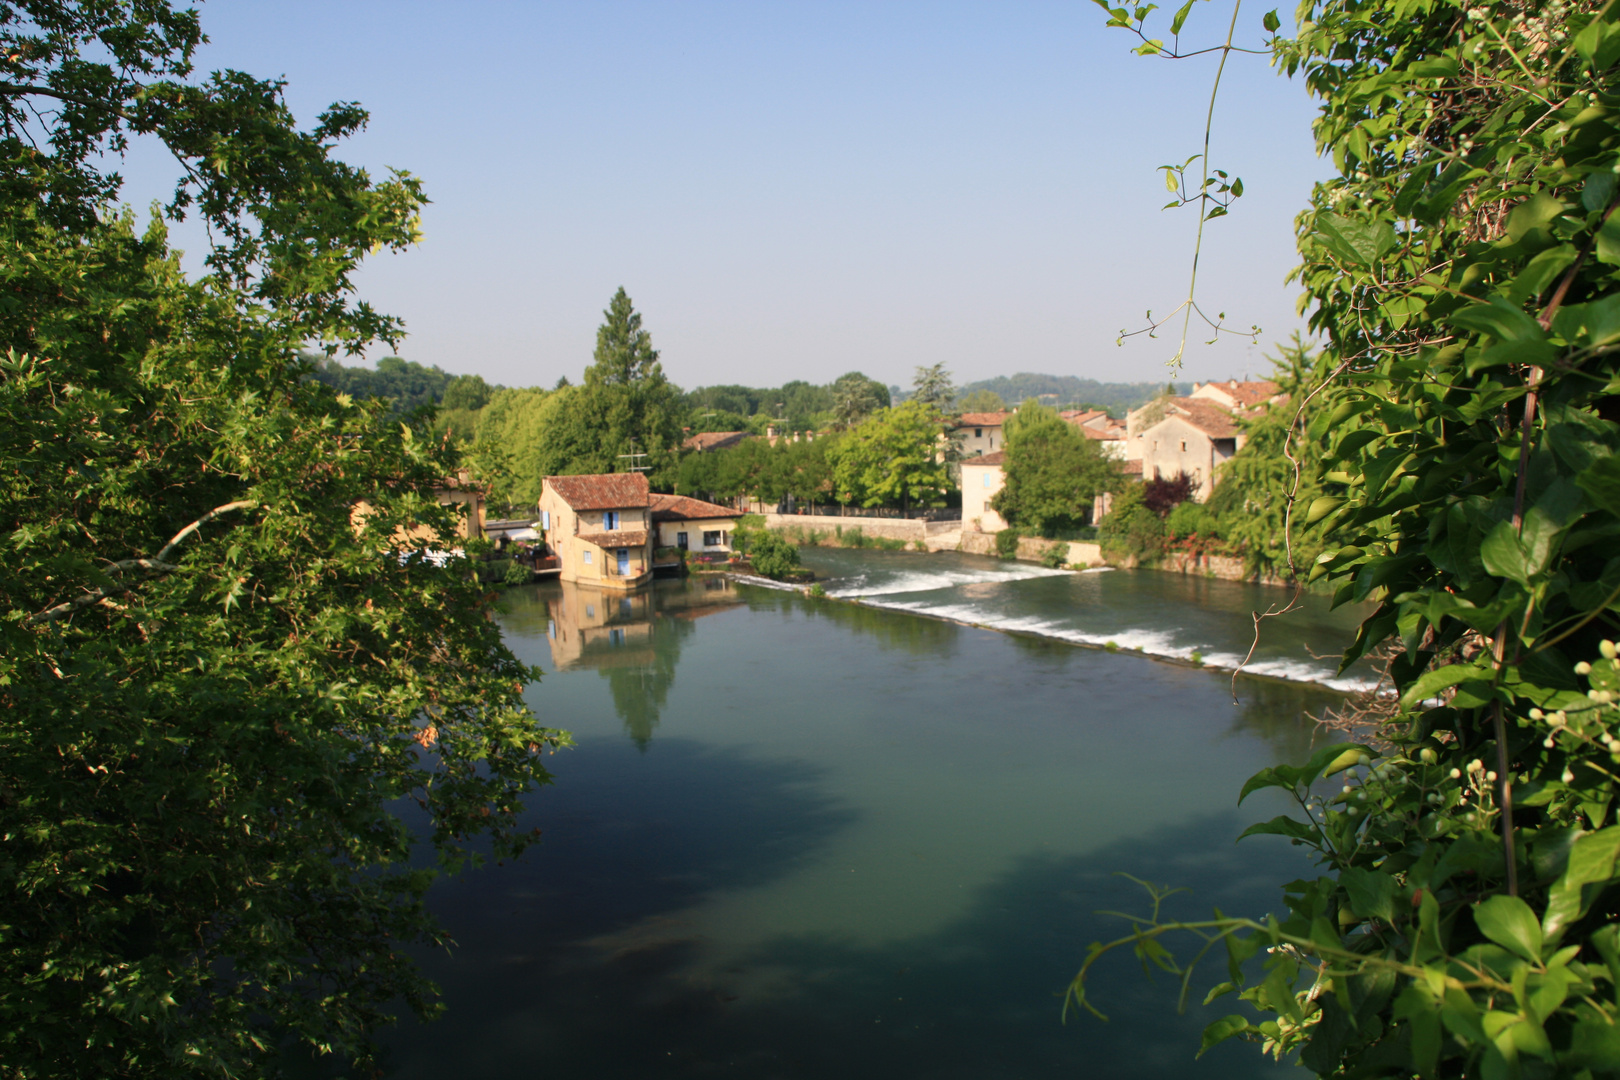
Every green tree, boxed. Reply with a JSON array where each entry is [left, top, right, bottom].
[[579, 287, 684, 483], [911, 362, 957, 411], [1072, 2, 1620, 1077], [747, 531, 802, 580], [992, 400, 1121, 535], [0, 4, 562, 1075], [442, 372, 493, 411], [830, 370, 890, 430], [958, 387, 1005, 413], [829, 400, 951, 511]]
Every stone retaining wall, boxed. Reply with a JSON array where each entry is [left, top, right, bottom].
[[957, 530, 1103, 567], [763, 513, 927, 543]]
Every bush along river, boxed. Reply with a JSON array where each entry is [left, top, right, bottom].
[[380, 550, 1366, 1079]]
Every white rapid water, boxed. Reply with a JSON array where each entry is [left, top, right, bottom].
[[783, 549, 1380, 694]]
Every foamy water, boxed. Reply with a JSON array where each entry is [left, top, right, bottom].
[[786, 549, 1377, 693]]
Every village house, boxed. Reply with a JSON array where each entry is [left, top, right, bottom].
[[951, 411, 1010, 458], [538, 473, 655, 589], [1133, 398, 1246, 503], [960, 451, 1008, 533], [1188, 378, 1281, 412], [350, 469, 485, 550], [649, 493, 742, 555]]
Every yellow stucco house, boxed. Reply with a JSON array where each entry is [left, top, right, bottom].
[[539, 473, 655, 589], [648, 493, 742, 555]]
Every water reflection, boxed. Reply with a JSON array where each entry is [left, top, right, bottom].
[[538, 577, 744, 747]]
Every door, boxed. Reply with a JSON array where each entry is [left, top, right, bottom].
[[616, 548, 630, 576], [676, 531, 688, 550]]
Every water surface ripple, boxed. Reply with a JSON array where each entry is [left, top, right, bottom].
[[379, 556, 1353, 1079]]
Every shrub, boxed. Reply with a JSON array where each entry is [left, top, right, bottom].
[[1141, 470, 1196, 516], [1099, 487, 1164, 564], [1165, 501, 1218, 540], [807, 583, 827, 598], [747, 531, 802, 580], [502, 560, 532, 587], [994, 528, 1022, 560], [1039, 542, 1069, 569]]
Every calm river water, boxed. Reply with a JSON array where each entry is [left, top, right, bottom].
[[382, 550, 1364, 1079]]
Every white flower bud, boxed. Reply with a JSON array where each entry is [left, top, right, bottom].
[[1487, 770, 1498, 782], [1601, 640, 1617, 660], [1564, 769, 1575, 783], [1450, 768, 1462, 779], [1577, 661, 1594, 676]]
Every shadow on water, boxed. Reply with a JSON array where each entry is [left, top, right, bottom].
[[382, 794, 1311, 1080]]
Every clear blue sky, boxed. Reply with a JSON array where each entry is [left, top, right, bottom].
[[121, 1, 1328, 392]]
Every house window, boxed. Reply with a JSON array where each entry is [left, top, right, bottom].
[[609, 628, 625, 645], [585, 604, 595, 618], [676, 531, 688, 549], [583, 549, 592, 565], [541, 510, 550, 530], [1179, 440, 1187, 452], [703, 530, 723, 547], [603, 511, 620, 530], [975, 428, 983, 438], [982, 472, 993, 489]]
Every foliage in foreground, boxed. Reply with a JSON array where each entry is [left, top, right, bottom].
[[0, 3, 563, 1075], [1074, 0, 1620, 1076]]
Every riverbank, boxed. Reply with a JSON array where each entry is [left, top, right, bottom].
[[761, 513, 1292, 587]]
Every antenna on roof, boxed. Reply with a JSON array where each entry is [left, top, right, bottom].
[[618, 440, 651, 473]]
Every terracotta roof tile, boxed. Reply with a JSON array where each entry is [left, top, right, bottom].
[[1198, 379, 1280, 407], [545, 473, 651, 510], [649, 493, 742, 522], [955, 412, 1011, 427], [576, 529, 649, 548], [963, 451, 1006, 466], [1166, 399, 1239, 439], [683, 431, 750, 452]]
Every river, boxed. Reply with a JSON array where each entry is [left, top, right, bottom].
[[380, 550, 1363, 1078]]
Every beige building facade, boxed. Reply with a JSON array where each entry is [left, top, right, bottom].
[[961, 451, 1008, 533], [952, 411, 1010, 459], [539, 473, 655, 590]]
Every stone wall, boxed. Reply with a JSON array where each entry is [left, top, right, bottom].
[[1158, 550, 1287, 586], [763, 513, 927, 543], [957, 530, 1103, 567]]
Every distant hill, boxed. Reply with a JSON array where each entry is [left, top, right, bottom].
[[937, 374, 1186, 417]]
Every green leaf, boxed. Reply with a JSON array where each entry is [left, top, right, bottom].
[[1480, 520, 1531, 584], [1449, 298, 1546, 343], [1474, 895, 1543, 961], [1314, 212, 1397, 265], [1170, 0, 1199, 35], [1198, 1015, 1254, 1057], [1305, 495, 1345, 525], [1577, 456, 1620, 513], [1400, 662, 1483, 707], [1239, 764, 1302, 803], [1262, 8, 1280, 32], [1341, 866, 1396, 922], [1239, 814, 1323, 845]]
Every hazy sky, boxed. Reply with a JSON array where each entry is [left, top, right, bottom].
[[119, 1, 1329, 391]]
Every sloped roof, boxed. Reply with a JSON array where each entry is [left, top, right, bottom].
[[544, 472, 651, 510], [649, 493, 742, 522], [963, 451, 1006, 466], [1166, 399, 1239, 439], [956, 412, 1011, 428], [1120, 459, 1144, 475], [1061, 408, 1110, 429], [683, 430, 749, 452], [576, 529, 649, 548], [1078, 425, 1123, 441], [1198, 379, 1280, 408]]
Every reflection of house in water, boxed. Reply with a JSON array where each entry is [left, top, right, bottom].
[[543, 577, 743, 748]]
